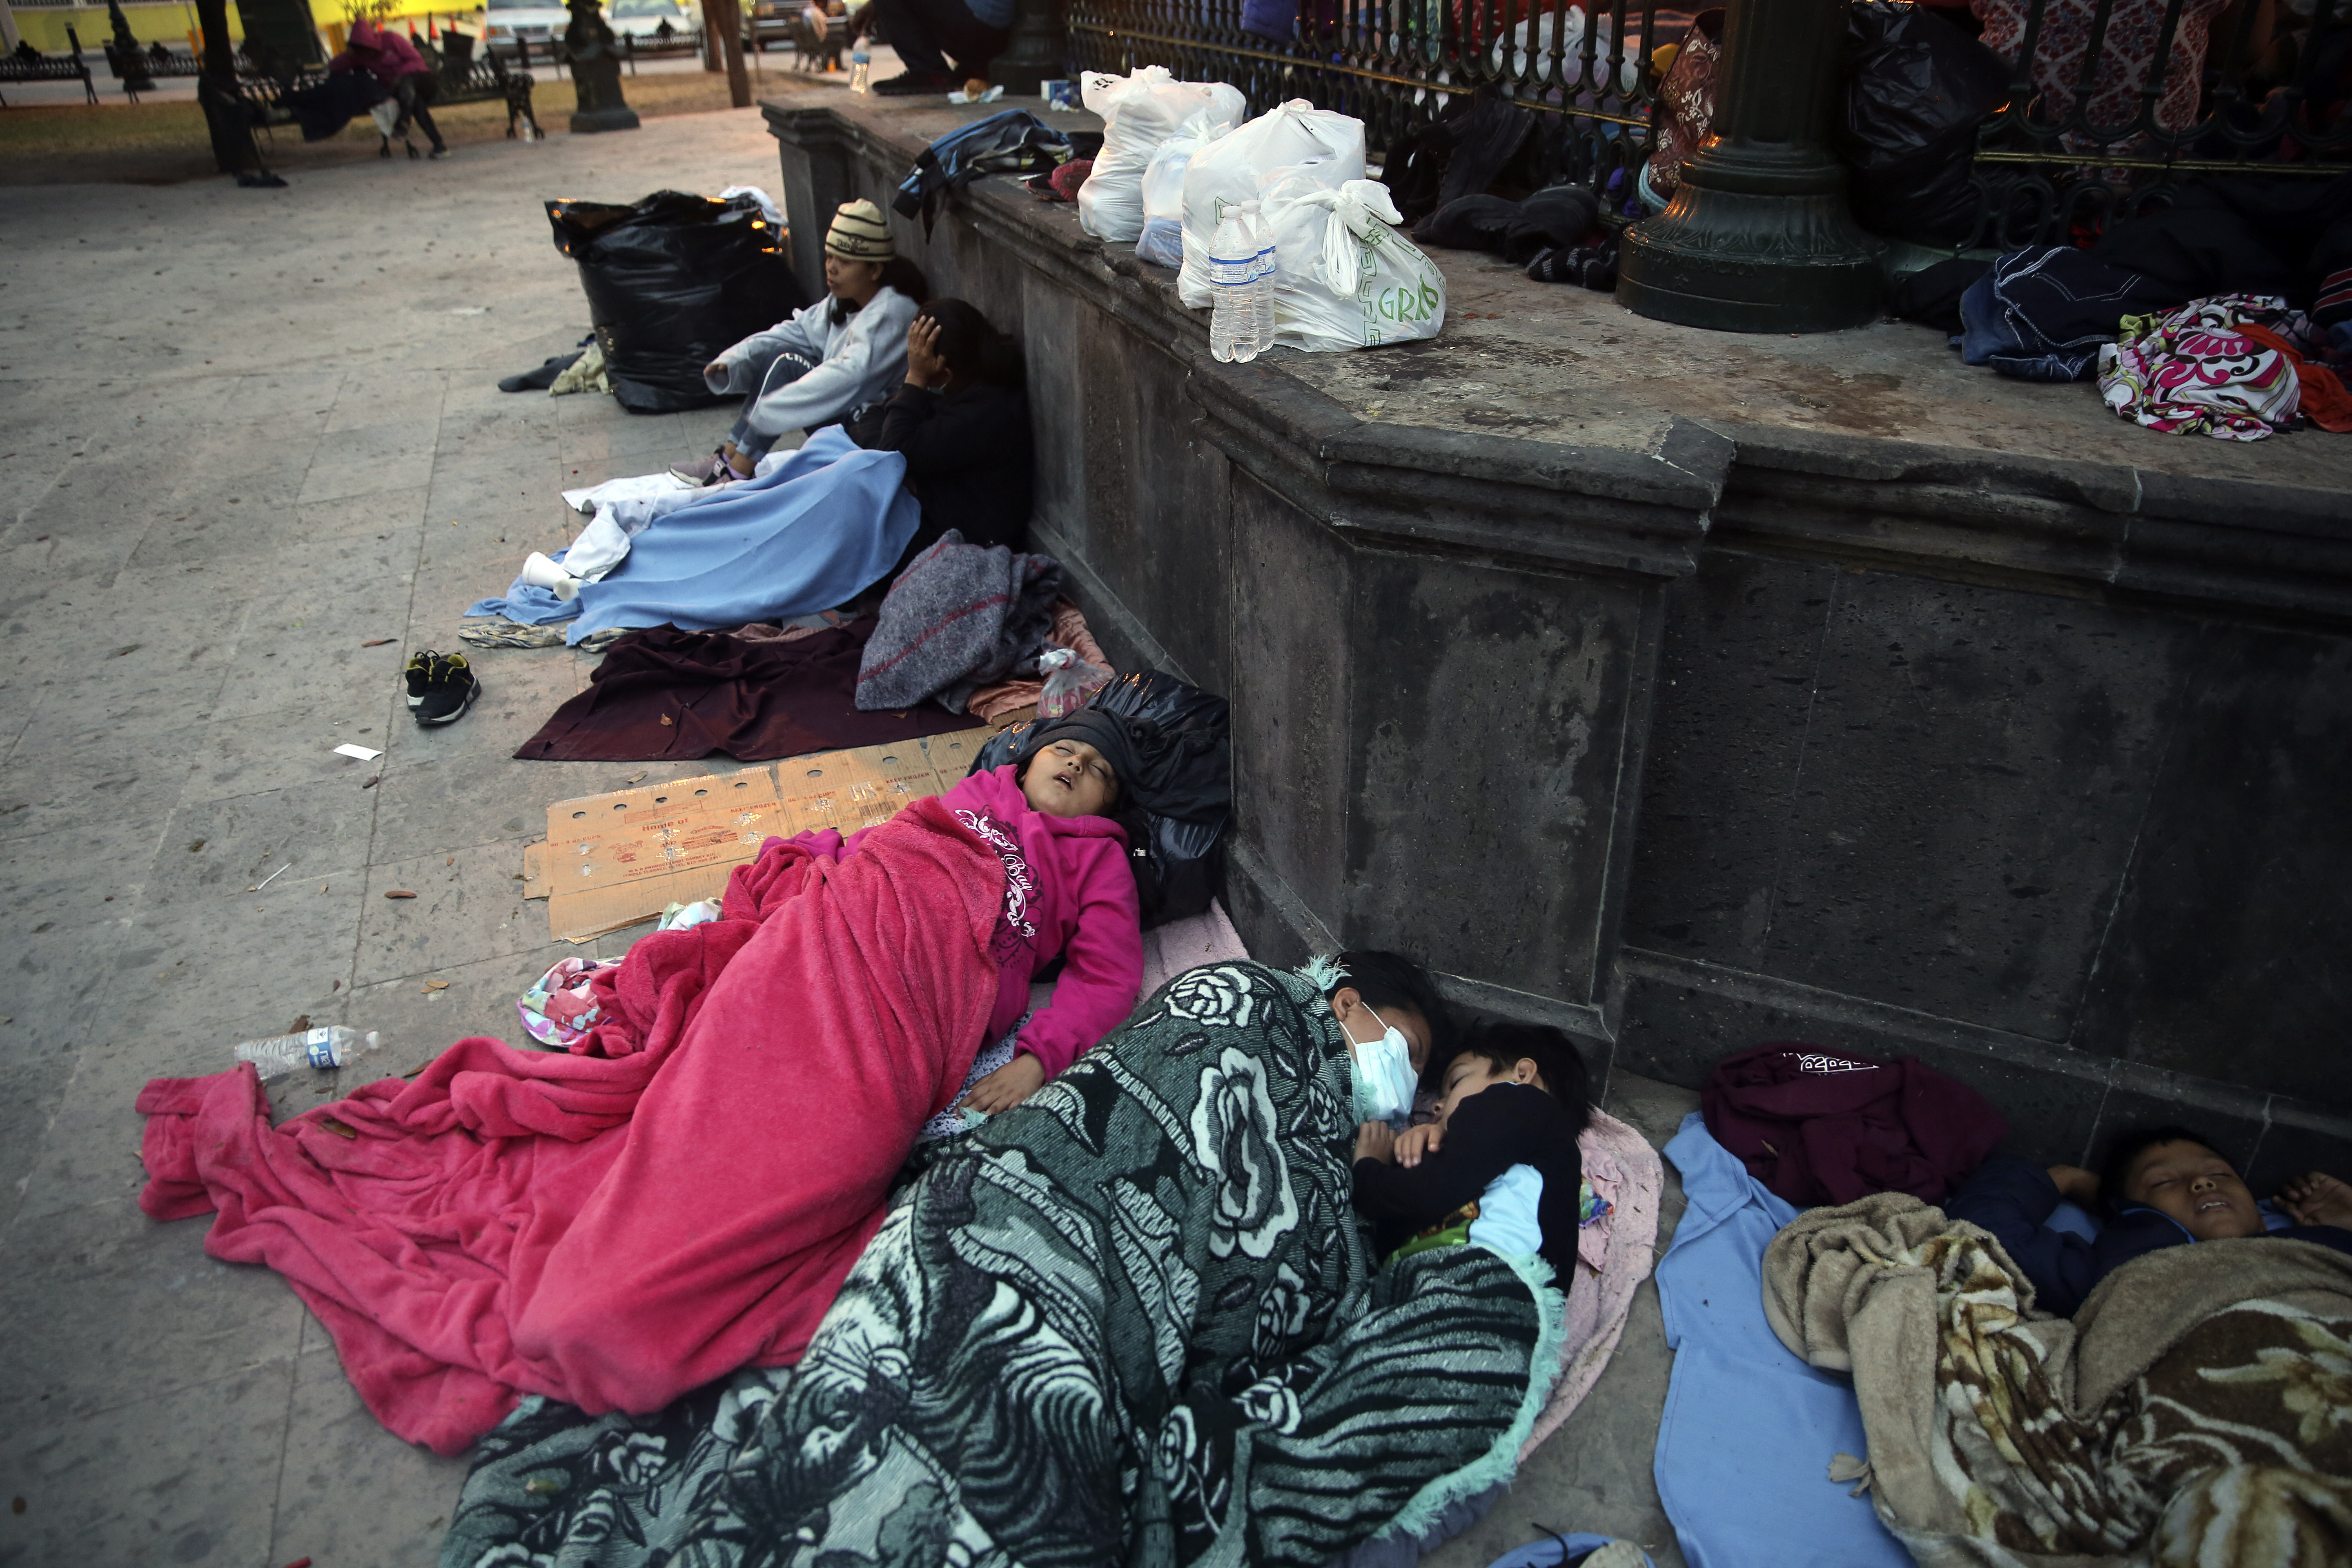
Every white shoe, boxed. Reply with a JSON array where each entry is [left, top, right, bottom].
[[521, 551, 582, 601]]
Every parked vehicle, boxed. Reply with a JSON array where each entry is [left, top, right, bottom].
[[482, 0, 570, 55], [608, 0, 697, 37]]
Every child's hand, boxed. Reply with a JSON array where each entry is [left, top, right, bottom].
[[1355, 1121, 1395, 1164], [961, 1053, 1046, 1114], [2278, 1171, 2352, 1230], [2046, 1164, 2100, 1207], [1395, 1122, 1444, 1168]]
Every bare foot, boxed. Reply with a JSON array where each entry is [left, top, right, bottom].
[[2277, 1171, 2352, 1230]]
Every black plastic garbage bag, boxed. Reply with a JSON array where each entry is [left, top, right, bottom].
[[969, 670, 1231, 929], [546, 190, 809, 415], [893, 109, 1078, 238], [1839, 0, 2010, 247]]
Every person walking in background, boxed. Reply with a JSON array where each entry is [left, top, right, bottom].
[[849, 0, 1008, 94], [331, 18, 448, 159]]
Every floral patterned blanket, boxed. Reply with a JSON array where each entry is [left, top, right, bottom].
[[1761, 1194, 2352, 1568], [441, 961, 1565, 1568]]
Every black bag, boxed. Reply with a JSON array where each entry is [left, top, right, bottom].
[[1839, 0, 2010, 247], [969, 670, 1231, 929], [547, 190, 810, 415]]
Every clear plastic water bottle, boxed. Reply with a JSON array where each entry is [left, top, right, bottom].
[[849, 47, 871, 93], [1208, 207, 1260, 364], [233, 1026, 382, 1081], [1245, 200, 1278, 354]]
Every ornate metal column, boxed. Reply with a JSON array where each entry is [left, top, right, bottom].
[[987, 0, 1063, 94], [564, 0, 641, 129], [1615, 0, 1880, 333]]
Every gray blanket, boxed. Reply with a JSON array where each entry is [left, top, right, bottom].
[[856, 530, 1062, 712]]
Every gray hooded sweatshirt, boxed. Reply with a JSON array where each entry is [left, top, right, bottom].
[[705, 285, 920, 439]]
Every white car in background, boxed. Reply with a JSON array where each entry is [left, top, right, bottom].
[[482, 0, 574, 56], [608, 0, 697, 38]]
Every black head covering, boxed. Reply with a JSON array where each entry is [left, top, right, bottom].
[[1017, 708, 1229, 824]]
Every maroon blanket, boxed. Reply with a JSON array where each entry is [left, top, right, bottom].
[[137, 797, 1005, 1455], [516, 619, 982, 762], [1700, 1041, 2009, 1207]]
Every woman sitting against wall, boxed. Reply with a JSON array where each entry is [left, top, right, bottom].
[[850, 294, 1036, 559]]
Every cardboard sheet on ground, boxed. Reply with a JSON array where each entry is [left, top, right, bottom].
[[526, 728, 993, 941]]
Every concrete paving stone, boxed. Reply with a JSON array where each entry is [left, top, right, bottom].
[[7, 660, 237, 758], [341, 944, 586, 1078], [298, 418, 444, 506], [0, 1358, 294, 1568], [270, 1343, 472, 1568], [0, 919, 133, 1059], [224, 370, 347, 424], [173, 697, 404, 808], [356, 842, 572, 988], [212, 572, 426, 724], [557, 408, 700, 470], [102, 893, 365, 1046], [429, 448, 570, 509], [141, 786, 377, 912], [327, 368, 448, 435], [0, 724, 194, 844], [0, 1194, 305, 1421], [0, 1047, 77, 1235], [4, 817, 172, 936], [10, 1041, 173, 1226], [367, 747, 611, 866], [160, 473, 314, 533]]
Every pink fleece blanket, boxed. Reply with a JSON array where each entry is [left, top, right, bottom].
[[1522, 1107, 1663, 1456], [137, 797, 1004, 1456]]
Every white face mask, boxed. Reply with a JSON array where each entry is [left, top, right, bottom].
[[1345, 1004, 1419, 1126]]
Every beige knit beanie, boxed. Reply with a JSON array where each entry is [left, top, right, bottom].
[[824, 199, 895, 261]]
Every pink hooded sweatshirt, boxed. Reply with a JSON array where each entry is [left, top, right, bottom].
[[331, 19, 430, 85], [814, 763, 1143, 1079]]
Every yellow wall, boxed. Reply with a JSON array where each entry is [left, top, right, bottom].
[[13, 0, 487, 55]]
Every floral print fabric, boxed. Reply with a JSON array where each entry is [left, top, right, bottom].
[[441, 961, 1546, 1568], [2098, 294, 2309, 440]]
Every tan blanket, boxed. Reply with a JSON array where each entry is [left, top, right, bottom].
[[1761, 1194, 2352, 1568]]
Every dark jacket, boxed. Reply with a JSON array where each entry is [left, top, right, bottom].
[[1353, 1083, 1585, 1280], [1945, 1154, 2352, 1317], [850, 380, 1033, 557]]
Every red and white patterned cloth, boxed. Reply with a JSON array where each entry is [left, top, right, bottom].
[[1971, 0, 2225, 148], [2097, 294, 2352, 440]]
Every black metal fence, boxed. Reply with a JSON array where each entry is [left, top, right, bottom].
[[1067, 0, 2352, 248]]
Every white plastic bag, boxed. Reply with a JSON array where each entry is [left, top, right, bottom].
[[1258, 177, 1447, 350], [1177, 100, 1366, 307], [1135, 110, 1222, 268], [1077, 67, 1247, 244]]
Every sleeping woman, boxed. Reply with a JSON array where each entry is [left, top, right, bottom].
[[135, 709, 1190, 1455]]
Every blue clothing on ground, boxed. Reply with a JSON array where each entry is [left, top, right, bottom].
[[1943, 1154, 2352, 1319], [1483, 1536, 1655, 1568], [465, 429, 918, 647], [1653, 1113, 1908, 1568]]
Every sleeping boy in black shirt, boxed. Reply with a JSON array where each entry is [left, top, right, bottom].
[[1352, 1022, 1592, 1279]]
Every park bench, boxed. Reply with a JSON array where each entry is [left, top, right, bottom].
[[229, 33, 542, 146], [0, 48, 99, 105]]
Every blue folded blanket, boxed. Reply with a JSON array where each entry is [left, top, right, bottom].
[[1653, 1114, 1907, 1568]]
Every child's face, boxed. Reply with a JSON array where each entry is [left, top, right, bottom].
[[1432, 1054, 1541, 1128], [1020, 738, 1118, 819], [2124, 1140, 2263, 1241]]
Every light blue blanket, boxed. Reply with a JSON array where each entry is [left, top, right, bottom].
[[1653, 1113, 1908, 1568], [464, 428, 918, 645]]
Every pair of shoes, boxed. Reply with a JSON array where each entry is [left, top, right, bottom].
[[403, 650, 482, 727], [668, 450, 744, 486], [405, 139, 422, 160], [871, 68, 955, 95], [429, 144, 450, 159]]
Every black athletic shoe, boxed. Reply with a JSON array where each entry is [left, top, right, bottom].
[[872, 69, 955, 95], [414, 652, 480, 727], [404, 650, 437, 718]]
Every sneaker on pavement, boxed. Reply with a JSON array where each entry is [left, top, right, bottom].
[[872, 69, 956, 95], [414, 653, 481, 727], [404, 650, 437, 717]]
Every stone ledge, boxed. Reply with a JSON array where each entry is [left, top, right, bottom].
[[766, 87, 2352, 622]]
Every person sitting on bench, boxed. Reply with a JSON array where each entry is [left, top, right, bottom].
[[331, 19, 447, 159]]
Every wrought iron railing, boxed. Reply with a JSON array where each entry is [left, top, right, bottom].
[[1068, 0, 2352, 249], [1067, 0, 1672, 206]]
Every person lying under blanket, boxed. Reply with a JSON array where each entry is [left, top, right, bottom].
[[137, 711, 1214, 1452], [1353, 1020, 1592, 1281], [445, 950, 1577, 1568], [1946, 1124, 2352, 1316], [674, 198, 928, 487]]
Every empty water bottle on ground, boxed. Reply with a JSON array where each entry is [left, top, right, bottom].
[[233, 1026, 382, 1081], [1247, 200, 1278, 354], [1208, 207, 1260, 364], [850, 48, 871, 93]]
